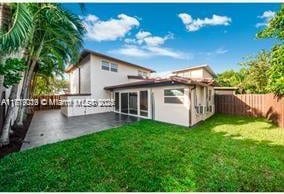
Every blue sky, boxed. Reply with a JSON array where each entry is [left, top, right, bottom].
[[62, 3, 280, 74]]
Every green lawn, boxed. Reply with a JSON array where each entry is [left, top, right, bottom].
[[0, 114, 283, 191]]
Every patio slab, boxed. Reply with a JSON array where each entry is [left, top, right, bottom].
[[21, 110, 141, 150]]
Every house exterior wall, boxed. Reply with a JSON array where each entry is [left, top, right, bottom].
[[174, 68, 214, 80], [89, 54, 151, 100], [69, 56, 91, 94], [63, 54, 151, 117], [152, 85, 190, 126], [112, 85, 190, 127], [215, 89, 236, 95], [69, 68, 79, 94], [190, 85, 215, 126]]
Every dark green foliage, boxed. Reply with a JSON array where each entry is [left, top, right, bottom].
[[257, 5, 284, 95], [0, 58, 26, 87], [0, 114, 283, 191]]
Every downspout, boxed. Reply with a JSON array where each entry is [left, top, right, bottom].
[[150, 88, 154, 120], [78, 68, 81, 94], [189, 85, 196, 127]]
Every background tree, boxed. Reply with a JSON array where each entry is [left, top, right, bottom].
[[32, 76, 68, 96], [216, 69, 246, 94], [240, 51, 270, 94], [257, 5, 284, 95]]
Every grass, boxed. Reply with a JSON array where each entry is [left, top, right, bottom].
[[0, 114, 283, 191]]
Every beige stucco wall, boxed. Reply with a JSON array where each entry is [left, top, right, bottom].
[[190, 85, 215, 126], [90, 54, 151, 100], [63, 54, 151, 117], [215, 90, 236, 95], [175, 68, 213, 80], [69, 69, 79, 94], [152, 85, 190, 127]]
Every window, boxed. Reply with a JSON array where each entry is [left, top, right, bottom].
[[111, 63, 118, 72], [164, 88, 184, 104], [138, 70, 147, 77], [101, 61, 109, 71]]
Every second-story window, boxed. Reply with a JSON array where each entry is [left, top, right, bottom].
[[101, 61, 110, 71], [111, 63, 118, 72], [138, 70, 147, 77]]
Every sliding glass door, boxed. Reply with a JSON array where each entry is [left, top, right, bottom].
[[116, 90, 149, 118], [129, 92, 138, 115], [140, 91, 148, 117], [114, 92, 119, 112], [121, 93, 129, 113]]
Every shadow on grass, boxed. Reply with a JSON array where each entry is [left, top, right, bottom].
[[0, 114, 283, 192]]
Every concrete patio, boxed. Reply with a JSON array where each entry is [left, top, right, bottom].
[[21, 110, 141, 150]]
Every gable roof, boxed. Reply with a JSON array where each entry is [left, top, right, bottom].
[[104, 76, 214, 91], [66, 49, 155, 73], [172, 64, 216, 77]]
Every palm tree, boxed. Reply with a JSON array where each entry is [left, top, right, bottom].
[[0, 3, 32, 95], [16, 3, 85, 127], [0, 3, 33, 146], [0, 3, 85, 145]]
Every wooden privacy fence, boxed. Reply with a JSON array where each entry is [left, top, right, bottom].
[[33, 95, 62, 111], [215, 93, 284, 128]]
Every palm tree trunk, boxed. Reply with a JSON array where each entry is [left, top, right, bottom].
[[0, 84, 18, 146], [16, 37, 45, 127], [0, 3, 11, 102], [16, 60, 37, 126], [0, 3, 11, 142]]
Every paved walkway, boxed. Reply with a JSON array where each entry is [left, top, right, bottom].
[[21, 110, 140, 150]]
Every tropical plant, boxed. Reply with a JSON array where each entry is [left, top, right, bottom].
[[0, 3, 85, 146], [0, 3, 33, 146], [15, 3, 85, 127], [240, 51, 270, 94], [257, 5, 284, 95], [32, 75, 68, 96]]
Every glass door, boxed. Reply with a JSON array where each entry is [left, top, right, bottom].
[[121, 93, 129, 114], [114, 92, 119, 112], [140, 91, 148, 117], [129, 92, 138, 115]]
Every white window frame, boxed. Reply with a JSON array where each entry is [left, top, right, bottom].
[[101, 60, 110, 71], [164, 88, 184, 104], [110, 63, 118, 72]]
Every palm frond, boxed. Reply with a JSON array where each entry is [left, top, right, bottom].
[[0, 3, 33, 54]]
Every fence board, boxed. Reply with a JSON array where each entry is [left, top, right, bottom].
[[215, 94, 284, 128]]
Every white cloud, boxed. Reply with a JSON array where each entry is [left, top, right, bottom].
[[135, 31, 151, 40], [114, 30, 185, 59], [83, 14, 140, 41], [215, 48, 228, 54], [115, 45, 150, 57], [146, 46, 184, 59], [256, 10, 276, 28], [178, 13, 232, 32], [199, 47, 228, 56], [114, 45, 186, 59], [134, 30, 173, 47]]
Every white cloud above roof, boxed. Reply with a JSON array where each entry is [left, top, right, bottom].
[[178, 13, 232, 32], [116, 30, 186, 59], [83, 14, 140, 41]]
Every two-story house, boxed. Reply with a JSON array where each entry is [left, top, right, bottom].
[[62, 49, 216, 127]]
